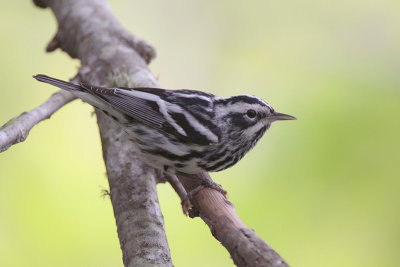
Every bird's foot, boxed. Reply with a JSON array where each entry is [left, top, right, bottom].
[[182, 180, 227, 217], [164, 172, 228, 216], [187, 180, 228, 200]]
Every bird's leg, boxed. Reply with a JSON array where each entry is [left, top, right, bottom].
[[163, 174, 192, 215], [179, 172, 228, 200], [186, 178, 228, 199], [164, 172, 228, 216], [181, 178, 228, 218]]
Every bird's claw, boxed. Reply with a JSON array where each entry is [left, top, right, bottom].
[[181, 180, 228, 216]]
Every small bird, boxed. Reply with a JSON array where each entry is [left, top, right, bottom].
[[34, 74, 296, 176]]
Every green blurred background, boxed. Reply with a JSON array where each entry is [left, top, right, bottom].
[[1, 1, 399, 266]]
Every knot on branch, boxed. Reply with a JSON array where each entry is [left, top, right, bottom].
[[46, 31, 61, 52], [33, 0, 48, 8], [121, 34, 157, 64]]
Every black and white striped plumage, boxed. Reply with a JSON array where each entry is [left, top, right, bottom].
[[34, 74, 296, 175]]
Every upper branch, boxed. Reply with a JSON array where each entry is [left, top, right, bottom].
[[0, 90, 75, 152]]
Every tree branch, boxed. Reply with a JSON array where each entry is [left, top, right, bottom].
[[178, 172, 289, 267], [96, 112, 172, 266], [0, 90, 76, 152], [33, 0, 172, 266]]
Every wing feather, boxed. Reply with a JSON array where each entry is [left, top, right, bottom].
[[104, 95, 165, 127], [80, 84, 218, 145]]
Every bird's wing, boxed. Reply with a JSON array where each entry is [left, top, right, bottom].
[[80, 83, 218, 145]]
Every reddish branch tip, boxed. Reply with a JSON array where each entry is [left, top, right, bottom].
[[46, 34, 60, 52], [33, 0, 48, 8]]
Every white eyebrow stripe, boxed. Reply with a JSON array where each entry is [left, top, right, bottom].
[[216, 102, 267, 114]]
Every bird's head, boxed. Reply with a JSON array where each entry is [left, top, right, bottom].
[[215, 94, 296, 145]]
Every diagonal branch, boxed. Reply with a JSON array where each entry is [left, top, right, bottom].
[[178, 172, 289, 267], [0, 90, 76, 152]]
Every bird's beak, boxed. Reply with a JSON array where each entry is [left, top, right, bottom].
[[268, 111, 297, 122]]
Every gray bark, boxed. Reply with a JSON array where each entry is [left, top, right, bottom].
[[178, 173, 289, 267], [34, 0, 172, 266], [0, 90, 76, 152]]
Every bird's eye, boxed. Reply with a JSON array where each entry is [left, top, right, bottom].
[[246, 109, 257, 118]]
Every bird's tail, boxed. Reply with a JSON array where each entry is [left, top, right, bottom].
[[33, 74, 82, 91]]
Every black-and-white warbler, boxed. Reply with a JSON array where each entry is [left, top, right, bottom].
[[34, 74, 295, 175]]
